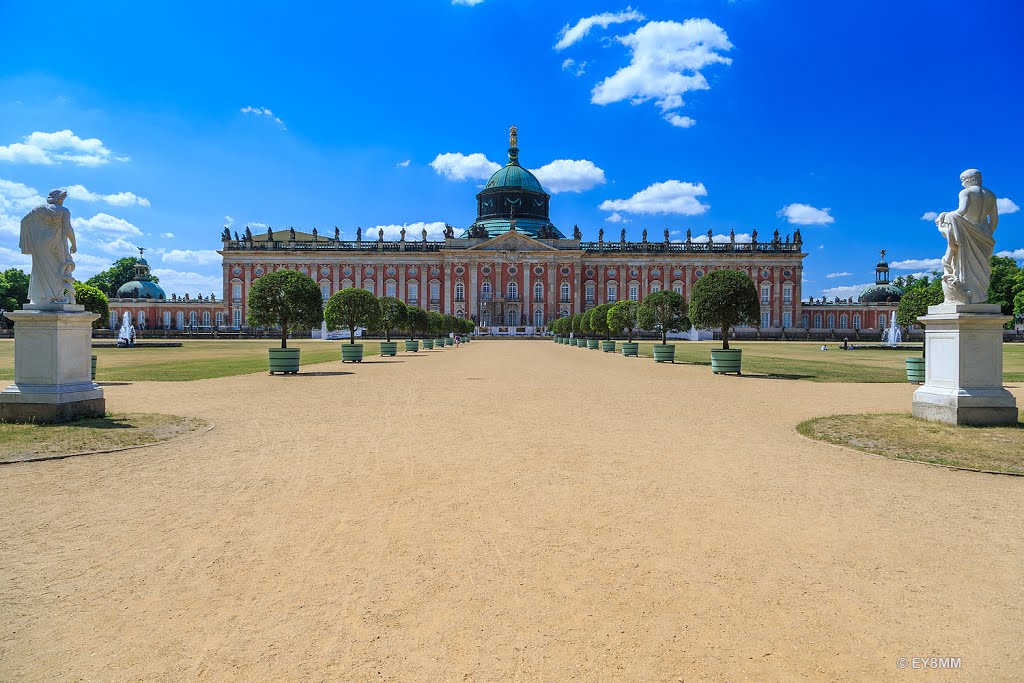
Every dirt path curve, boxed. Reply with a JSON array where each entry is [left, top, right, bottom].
[[2, 341, 1022, 681]]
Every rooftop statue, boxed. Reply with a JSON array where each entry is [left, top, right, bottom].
[[244, 226, 252, 241], [935, 169, 999, 305], [334, 226, 340, 240], [356, 227, 362, 241], [509, 124, 518, 148], [620, 228, 626, 242], [422, 227, 428, 241], [19, 189, 78, 306], [664, 228, 669, 242], [642, 228, 648, 242]]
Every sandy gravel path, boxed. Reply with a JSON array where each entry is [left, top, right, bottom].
[[2, 341, 1022, 681]]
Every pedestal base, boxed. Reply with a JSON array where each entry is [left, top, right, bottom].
[[0, 307, 105, 424], [911, 304, 1018, 427]]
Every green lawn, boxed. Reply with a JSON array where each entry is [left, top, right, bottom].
[[574, 340, 1024, 383], [0, 339, 389, 382]]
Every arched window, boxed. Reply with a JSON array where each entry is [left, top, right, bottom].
[[481, 282, 491, 301], [827, 314, 835, 328], [507, 281, 518, 299], [782, 311, 792, 328], [761, 284, 771, 304], [879, 314, 887, 329], [813, 314, 822, 329], [363, 281, 375, 295], [321, 283, 330, 301], [629, 284, 639, 301], [761, 311, 770, 328], [455, 282, 465, 302], [650, 281, 662, 293], [606, 284, 617, 303], [673, 283, 683, 295], [534, 309, 543, 327], [585, 285, 595, 303], [840, 314, 848, 328], [507, 308, 517, 326], [481, 310, 491, 326], [109, 311, 118, 329], [783, 285, 793, 304], [176, 312, 185, 330], [233, 309, 242, 328], [385, 281, 396, 297], [163, 311, 171, 329], [853, 314, 861, 329], [216, 312, 224, 327], [429, 281, 439, 303], [138, 311, 146, 329], [560, 283, 570, 302], [408, 281, 418, 303], [801, 313, 809, 328], [189, 311, 198, 327], [202, 311, 211, 327], [534, 282, 543, 302]]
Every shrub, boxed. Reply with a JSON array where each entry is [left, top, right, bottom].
[[73, 282, 110, 329], [247, 270, 324, 348], [637, 290, 689, 344], [607, 300, 640, 342], [688, 269, 760, 350], [324, 288, 380, 344], [376, 296, 408, 342]]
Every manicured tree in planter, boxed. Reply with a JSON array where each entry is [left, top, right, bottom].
[[324, 287, 380, 363], [443, 314, 458, 345], [638, 290, 689, 362], [247, 269, 324, 374], [896, 279, 943, 382], [75, 282, 109, 380], [376, 296, 407, 356], [688, 269, 759, 374], [427, 310, 445, 349], [608, 300, 641, 356], [571, 313, 583, 345], [581, 309, 598, 349], [405, 305, 429, 351], [589, 303, 614, 351]]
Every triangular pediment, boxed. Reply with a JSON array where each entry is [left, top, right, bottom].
[[466, 231, 560, 252]]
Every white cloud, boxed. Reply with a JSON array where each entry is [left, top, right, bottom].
[[452, 0, 485, 5], [151, 268, 222, 298], [161, 249, 221, 266], [605, 212, 629, 224], [0, 244, 30, 270], [367, 221, 449, 241], [429, 152, 500, 181], [996, 248, 1024, 260], [224, 215, 234, 228], [0, 178, 44, 235], [240, 106, 286, 130], [778, 203, 834, 225], [562, 58, 575, 70], [820, 284, 871, 301], [161, 232, 175, 239], [397, 159, 410, 168], [0, 130, 127, 166], [555, 8, 646, 51], [590, 19, 732, 129], [826, 272, 852, 278], [692, 232, 752, 243], [530, 159, 606, 193], [599, 180, 709, 216], [74, 212, 143, 236], [94, 237, 139, 255], [921, 211, 939, 221], [890, 258, 942, 270], [997, 197, 1019, 215], [66, 184, 150, 207]]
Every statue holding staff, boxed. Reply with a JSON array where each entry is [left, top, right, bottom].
[[935, 169, 999, 305], [19, 189, 78, 305]]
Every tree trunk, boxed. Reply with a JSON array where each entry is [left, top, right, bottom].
[[281, 320, 288, 349], [662, 328, 667, 344], [722, 325, 730, 350], [349, 326, 356, 344]]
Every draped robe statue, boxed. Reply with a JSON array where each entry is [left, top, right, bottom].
[[20, 189, 78, 306], [935, 169, 998, 305]]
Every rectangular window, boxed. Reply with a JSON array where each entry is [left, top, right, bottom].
[[761, 285, 770, 304], [629, 285, 638, 301], [782, 312, 792, 328], [386, 282, 396, 297], [607, 287, 617, 303], [585, 286, 594, 303], [232, 283, 242, 302], [783, 286, 792, 304], [761, 311, 770, 328]]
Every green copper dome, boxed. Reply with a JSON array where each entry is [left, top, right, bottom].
[[115, 256, 166, 299], [484, 164, 545, 193], [859, 283, 903, 303]]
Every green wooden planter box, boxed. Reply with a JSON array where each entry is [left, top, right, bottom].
[[435, 338, 447, 348], [587, 339, 599, 350], [652, 344, 676, 363], [380, 341, 398, 356], [711, 348, 742, 375], [91, 355, 97, 381], [554, 336, 561, 343], [621, 342, 639, 357], [601, 340, 616, 352], [574, 338, 584, 347], [268, 347, 300, 374], [905, 357, 925, 383], [341, 343, 364, 363], [423, 338, 434, 349], [405, 340, 419, 352], [444, 337, 453, 346]]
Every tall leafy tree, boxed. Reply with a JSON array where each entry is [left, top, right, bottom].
[[376, 296, 408, 342], [405, 305, 429, 339], [325, 288, 380, 345], [589, 303, 612, 339], [580, 309, 593, 339], [688, 269, 760, 350], [427, 310, 445, 337], [247, 270, 324, 348], [0, 268, 30, 317], [987, 255, 1022, 328], [638, 290, 690, 344], [607, 300, 640, 342], [85, 257, 159, 297]]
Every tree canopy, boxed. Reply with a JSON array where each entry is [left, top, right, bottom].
[[404, 305, 430, 338], [589, 303, 612, 339], [0, 268, 30, 320], [325, 288, 380, 344], [73, 282, 110, 329], [637, 290, 690, 344], [248, 270, 325, 348], [376, 296, 408, 342], [85, 257, 158, 297], [607, 300, 640, 342], [688, 269, 760, 350]]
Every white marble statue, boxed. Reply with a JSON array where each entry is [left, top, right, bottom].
[[19, 189, 78, 306], [934, 169, 998, 305]]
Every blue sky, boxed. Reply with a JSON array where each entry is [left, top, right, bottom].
[[0, 0, 1021, 299]]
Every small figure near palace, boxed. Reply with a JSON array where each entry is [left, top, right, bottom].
[[19, 189, 78, 306], [935, 168, 999, 305]]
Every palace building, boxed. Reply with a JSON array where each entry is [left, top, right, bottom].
[[107, 128, 897, 336]]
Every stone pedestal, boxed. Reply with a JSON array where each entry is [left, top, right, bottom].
[[912, 303, 1018, 426], [0, 304, 105, 423]]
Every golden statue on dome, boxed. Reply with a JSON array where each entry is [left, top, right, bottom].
[[509, 124, 518, 148]]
